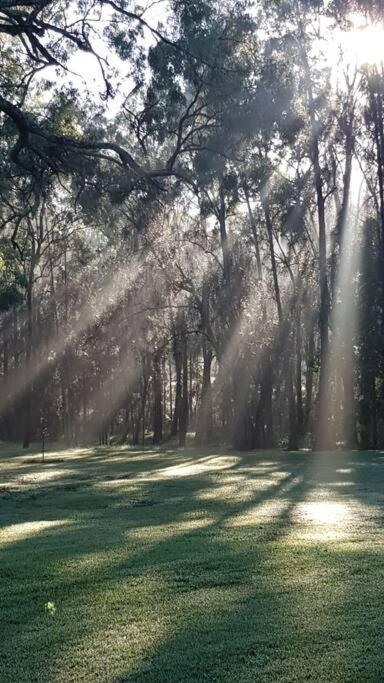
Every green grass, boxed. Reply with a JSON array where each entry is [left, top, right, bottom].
[[2, 443, 384, 681]]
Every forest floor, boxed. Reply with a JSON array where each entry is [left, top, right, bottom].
[[1, 443, 384, 681]]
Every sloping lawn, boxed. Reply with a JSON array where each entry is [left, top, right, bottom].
[[1, 443, 384, 681]]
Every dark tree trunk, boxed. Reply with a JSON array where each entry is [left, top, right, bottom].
[[141, 367, 149, 447], [358, 332, 378, 450], [232, 358, 254, 450], [263, 200, 282, 323], [61, 249, 73, 447], [243, 181, 263, 278], [256, 354, 273, 449], [304, 320, 315, 436], [171, 329, 182, 437], [342, 360, 357, 449], [3, 339, 8, 377], [195, 347, 213, 444], [23, 275, 33, 449], [12, 307, 19, 369], [168, 355, 173, 424], [296, 307, 303, 440], [299, 32, 330, 450], [132, 406, 140, 446], [287, 331, 298, 451], [195, 280, 213, 443]]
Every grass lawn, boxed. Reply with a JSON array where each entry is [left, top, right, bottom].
[[2, 443, 384, 682]]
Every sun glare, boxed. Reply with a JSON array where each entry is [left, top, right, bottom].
[[338, 14, 384, 69]]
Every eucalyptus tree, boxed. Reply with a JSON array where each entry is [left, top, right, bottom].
[[0, 0, 234, 233]]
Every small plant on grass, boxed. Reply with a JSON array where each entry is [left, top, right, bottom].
[[45, 601, 57, 616]]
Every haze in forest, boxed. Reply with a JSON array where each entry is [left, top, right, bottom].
[[1, 0, 384, 452]]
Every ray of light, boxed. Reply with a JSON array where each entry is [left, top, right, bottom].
[[0, 255, 146, 415], [316, 162, 364, 448]]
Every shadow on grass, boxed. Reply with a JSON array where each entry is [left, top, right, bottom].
[[2, 447, 384, 681]]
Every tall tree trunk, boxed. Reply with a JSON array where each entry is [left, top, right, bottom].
[[359, 366, 376, 449], [256, 356, 273, 448], [168, 354, 173, 424], [82, 370, 88, 440], [342, 362, 356, 448], [195, 346, 213, 444], [243, 182, 272, 447], [195, 280, 213, 443], [61, 248, 73, 446], [3, 338, 8, 377], [332, 108, 355, 446], [370, 85, 384, 249], [12, 307, 19, 369], [300, 34, 330, 450], [141, 358, 149, 446], [152, 350, 163, 444], [218, 184, 231, 284], [372, 374, 378, 449], [287, 329, 298, 451], [296, 306, 303, 440], [243, 181, 263, 278], [23, 275, 33, 448], [171, 327, 182, 436], [189, 354, 194, 425], [304, 317, 315, 435], [232, 358, 253, 450], [2, 333, 10, 439], [179, 319, 188, 447], [260, 191, 282, 448], [263, 198, 283, 323]]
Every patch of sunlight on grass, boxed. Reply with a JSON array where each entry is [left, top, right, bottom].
[[227, 499, 290, 527], [256, 472, 294, 488], [219, 473, 245, 481], [95, 451, 159, 464], [15, 468, 76, 484], [255, 460, 279, 466], [128, 516, 215, 542], [181, 510, 212, 521], [240, 466, 280, 475], [0, 519, 69, 545], [38, 447, 92, 459], [300, 501, 351, 524], [95, 482, 143, 498], [268, 470, 291, 480], [208, 470, 288, 502], [331, 481, 353, 487], [59, 547, 137, 577], [134, 455, 240, 480], [287, 500, 361, 542], [245, 477, 283, 491], [197, 486, 243, 501]]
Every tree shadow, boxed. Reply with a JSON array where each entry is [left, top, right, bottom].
[[2, 448, 384, 681]]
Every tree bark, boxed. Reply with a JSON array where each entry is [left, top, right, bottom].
[[152, 350, 163, 444], [179, 319, 188, 447]]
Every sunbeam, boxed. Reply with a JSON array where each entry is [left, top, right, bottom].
[[316, 163, 364, 449]]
